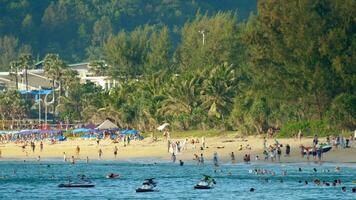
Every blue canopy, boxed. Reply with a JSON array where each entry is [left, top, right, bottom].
[[19, 89, 52, 95], [121, 129, 139, 135], [72, 128, 99, 134], [17, 129, 39, 134]]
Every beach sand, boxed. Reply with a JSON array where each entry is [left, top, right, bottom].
[[0, 134, 355, 163]]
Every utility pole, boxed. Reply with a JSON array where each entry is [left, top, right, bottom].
[[198, 30, 206, 45]]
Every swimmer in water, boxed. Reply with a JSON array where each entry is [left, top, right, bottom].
[[250, 188, 255, 192], [179, 160, 184, 166], [341, 186, 346, 192]]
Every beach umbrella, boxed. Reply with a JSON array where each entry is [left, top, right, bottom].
[[97, 120, 118, 130], [157, 123, 169, 131]]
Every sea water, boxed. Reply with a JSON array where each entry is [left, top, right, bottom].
[[0, 160, 355, 200]]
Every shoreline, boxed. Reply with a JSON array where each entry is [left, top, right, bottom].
[[1, 136, 355, 164]]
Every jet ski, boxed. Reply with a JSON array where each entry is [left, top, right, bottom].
[[136, 183, 157, 192], [106, 173, 120, 179], [143, 178, 157, 187], [136, 178, 158, 192], [194, 175, 216, 189], [58, 180, 95, 188]]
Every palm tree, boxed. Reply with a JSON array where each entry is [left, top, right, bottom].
[[160, 72, 204, 129], [19, 54, 33, 91], [201, 64, 238, 120], [43, 54, 66, 119]]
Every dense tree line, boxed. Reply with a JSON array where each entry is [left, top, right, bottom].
[[0, 0, 355, 136], [0, 0, 255, 70]]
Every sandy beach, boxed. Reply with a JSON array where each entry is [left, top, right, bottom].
[[1, 134, 355, 163]]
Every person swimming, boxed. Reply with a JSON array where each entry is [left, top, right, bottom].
[[341, 186, 346, 192], [298, 168, 302, 172], [179, 160, 184, 166], [250, 188, 255, 192], [352, 187, 356, 193], [304, 180, 308, 185]]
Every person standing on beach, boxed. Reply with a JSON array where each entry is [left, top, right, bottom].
[[316, 145, 322, 162], [231, 152, 236, 164], [127, 136, 131, 145], [86, 156, 89, 163], [76, 146, 80, 157], [98, 148, 103, 159], [40, 141, 43, 152], [0, 148, 2, 158], [114, 146, 118, 159], [199, 153, 204, 165], [277, 146, 282, 161], [31, 142, 35, 153], [213, 152, 219, 167], [63, 152, 67, 162], [313, 135, 319, 146], [172, 152, 176, 163], [285, 144, 290, 156]]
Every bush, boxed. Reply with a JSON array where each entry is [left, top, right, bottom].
[[277, 120, 337, 138]]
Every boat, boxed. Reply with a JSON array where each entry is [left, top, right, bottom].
[[58, 180, 95, 188], [58, 175, 95, 188], [106, 173, 120, 179], [194, 175, 216, 189]]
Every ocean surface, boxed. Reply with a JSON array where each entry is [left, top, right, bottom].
[[0, 160, 355, 200]]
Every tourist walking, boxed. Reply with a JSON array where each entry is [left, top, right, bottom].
[[63, 152, 67, 162]]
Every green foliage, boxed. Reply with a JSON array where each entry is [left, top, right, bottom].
[[277, 120, 336, 138], [327, 93, 356, 129], [0, 1, 354, 136], [0, 0, 256, 69]]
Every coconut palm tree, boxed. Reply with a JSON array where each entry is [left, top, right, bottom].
[[19, 54, 33, 91], [201, 64, 238, 120]]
